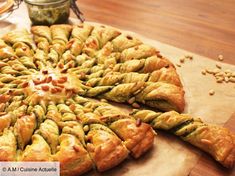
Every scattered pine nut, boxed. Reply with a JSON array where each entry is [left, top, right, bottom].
[[83, 125, 89, 132], [46, 76, 52, 83], [218, 55, 223, 61], [185, 55, 193, 60], [73, 145, 80, 152], [176, 64, 181, 67], [87, 143, 95, 152], [100, 99, 108, 103], [52, 80, 58, 86], [201, 70, 206, 75], [132, 102, 140, 108], [216, 63, 222, 69], [206, 69, 213, 74], [22, 82, 29, 88], [42, 70, 48, 74], [136, 118, 142, 127], [41, 85, 50, 91], [201, 139, 212, 145], [224, 77, 229, 83], [177, 55, 193, 67], [179, 58, 185, 63], [69, 104, 76, 111], [128, 97, 135, 104], [209, 89, 215, 96], [215, 72, 224, 77], [225, 69, 232, 74], [216, 77, 224, 83]]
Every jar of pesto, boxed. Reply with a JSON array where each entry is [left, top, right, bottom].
[[24, 0, 70, 25]]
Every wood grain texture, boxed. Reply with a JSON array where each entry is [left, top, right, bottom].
[[76, 0, 235, 65]]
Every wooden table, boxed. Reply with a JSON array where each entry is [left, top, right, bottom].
[[76, 0, 235, 65], [76, 1, 235, 176]]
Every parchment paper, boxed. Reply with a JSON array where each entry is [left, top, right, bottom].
[[1, 5, 235, 176]]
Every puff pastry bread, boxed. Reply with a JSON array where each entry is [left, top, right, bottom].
[[0, 23, 234, 176], [131, 109, 235, 168]]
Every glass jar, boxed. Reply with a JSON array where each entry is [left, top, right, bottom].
[[24, 0, 70, 25]]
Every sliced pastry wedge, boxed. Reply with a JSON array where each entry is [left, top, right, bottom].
[[86, 124, 129, 172]]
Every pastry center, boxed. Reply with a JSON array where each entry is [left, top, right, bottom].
[[22, 68, 84, 104]]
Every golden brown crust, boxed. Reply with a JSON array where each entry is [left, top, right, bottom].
[[20, 134, 52, 161], [53, 134, 93, 176], [0, 129, 17, 161], [131, 109, 235, 168], [184, 124, 235, 168], [110, 119, 155, 158], [0, 113, 12, 133], [136, 82, 185, 112], [86, 124, 129, 172], [14, 113, 36, 150], [1, 23, 232, 175]]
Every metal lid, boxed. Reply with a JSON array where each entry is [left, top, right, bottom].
[[24, 0, 69, 6]]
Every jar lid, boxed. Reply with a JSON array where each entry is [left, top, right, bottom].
[[0, 0, 14, 15], [24, 0, 69, 6]]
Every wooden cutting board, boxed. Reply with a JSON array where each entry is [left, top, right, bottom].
[[1, 3, 235, 175]]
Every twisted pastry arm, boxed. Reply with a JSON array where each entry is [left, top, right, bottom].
[[31, 26, 52, 53], [13, 113, 37, 150], [131, 109, 235, 168], [0, 39, 16, 60], [36, 119, 59, 154], [85, 67, 182, 87], [47, 25, 72, 66], [111, 33, 142, 52], [84, 81, 185, 112], [2, 30, 35, 63], [2, 29, 35, 49], [66, 24, 93, 57], [114, 55, 174, 73], [83, 25, 121, 57], [120, 44, 158, 63]]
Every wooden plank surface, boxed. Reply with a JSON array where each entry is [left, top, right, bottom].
[[76, 0, 235, 65]]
